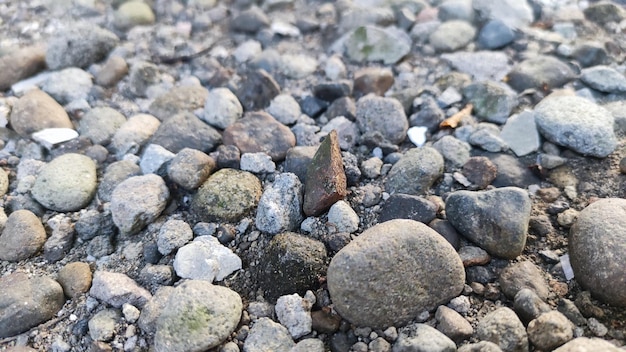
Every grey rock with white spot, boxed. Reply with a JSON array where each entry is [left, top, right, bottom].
[[527, 311, 573, 350], [275, 293, 313, 339], [267, 94, 301, 125], [97, 160, 141, 202], [507, 56, 576, 92], [0, 273, 65, 338], [473, 0, 534, 29], [151, 112, 222, 154], [580, 65, 626, 93], [79, 107, 127, 146], [173, 235, 242, 282], [89, 271, 152, 308], [255, 173, 303, 234], [45, 23, 119, 70], [327, 200, 359, 233], [140, 144, 175, 175], [463, 81, 517, 124], [500, 111, 540, 157], [244, 317, 295, 352], [110, 174, 170, 235], [155, 280, 243, 352], [343, 26, 412, 64], [240, 153, 276, 173], [445, 187, 531, 259], [157, 219, 193, 256], [32, 153, 97, 212], [392, 323, 457, 352], [356, 94, 408, 145], [478, 20, 515, 49], [534, 95, 617, 158], [41, 67, 93, 105], [202, 87, 243, 130], [328, 219, 465, 328], [88, 308, 120, 341], [553, 337, 623, 352], [435, 305, 473, 342], [569, 198, 626, 307], [167, 148, 215, 190], [111, 114, 161, 158], [385, 147, 444, 195], [0, 210, 46, 262], [476, 307, 529, 352], [433, 135, 471, 169], [429, 20, 476, 53]]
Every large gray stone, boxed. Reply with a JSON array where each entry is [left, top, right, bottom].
[[385, 147, 444, 195], [255, 173, 303, 234], [580, 65, 626, 93], [155, 280, 242, 352], [569, 198, 626, 307], [476, 307, 529, 352], [534, 96, 617, 158], [32, 153, 97, 212], [328, 219, 465, 328], [445, 187, 531, 259]]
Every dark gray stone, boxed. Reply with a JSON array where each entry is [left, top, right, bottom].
[[379, 194, 437, 224], [507, 56, 576, 92], [150, 112, 221, 154], [385, 147, 444, 195]]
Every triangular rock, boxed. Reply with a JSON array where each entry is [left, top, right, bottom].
[[303, 130, 347, 216]]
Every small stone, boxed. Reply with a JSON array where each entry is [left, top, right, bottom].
[[275, 293, 313, 339], [429, 20, 476, 52], [500, 261, 550, 301], [507, 56, 576, 92], [433, 135, 471, 170], [10, 88, 73, 137], [553, 337, 623, 352], [343, 26, 411, 64], [557, 208, 578, 228], [473, 0, 534, 29], [478, 20, 515, 49], [139, 264, 174, 288], [110, 174, 170, 235], [240, 153, 276, 173], [148, 85, 209, 122], [202, 87, 243, 129], [137, 286, 175, 335], [111, 113, 161, 158], [233, 69, 280, 111], [356, 95, 408, 145], [429, 219, 461, 250], [89, 309, 120, 341], [114, 1, 156, 30], [122, 303, 140, 323], [583, 1, 626, 24], [57, 262, 92, 298], [379, 194, 437, 224], [255, 173, 304, 234], [173, 236, 242, 282], [79, 107, 126, 146], [157, 219, 193, 256], [231, 6, 270, 33], [463, 81, 517, 124], [527, 311, 573, 350], [587, 317, 608, 337], [89, 271, 151, 308], [292, 339, 324, 352], [0, 210, 46, 262], [580, 65, 626, 93], [435, 305, 473, 342], [41, 67, 92, 105], [151, 112, 222, 154], [215, 145, 241, 169], [353, 67, 394, 97], [468, 127, 508, 153], [167, 148, 215, 190], [311, 308, 341, 334], [243, 317, 295, 352], [96, 55, 128, 87], [500, 110, 540, 157], [385, 147, 444, 195], [43, 214, 74, 262], [442, 51, 511, 82], [127, 61, 160, 98], [458, 341, 504, 352], [303, 130, 347, 216], [327, 200, 359, 233], [458, 246, 490, 267], [267, 94, 301, 125], [476, 307, 528, 352], [0, 45, 46, 91], [393, 323, 457, 352], [513, 289, 552, 324], [313, 81, 352, 103], [139, 144, 175, 175], [45, 23, 119, 70]]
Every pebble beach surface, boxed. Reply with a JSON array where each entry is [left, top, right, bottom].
[[0, 0, 625, 351]]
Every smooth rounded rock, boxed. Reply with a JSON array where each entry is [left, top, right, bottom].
[[553, 337, 623, 352], [79, 107, 127, 145], [32, 153, 97, 212], [527, 311, 573, 350], [57, 262, 92, 298], [499, 261, 550, 301], [0, 45, 46, 91], [167, 148, 215, 190], [202, 87, 243, 129], [356, 94, 408, 145], [114, 1, 155, 30], [45, 23, 119, 70], [385, 147, 444, 195], [445, 187, 531, 259], [0, 210, 46, 262], [41, 67, 93, 105], [328, 219, 465, 328], [507, 56, 576, 92], [569, 198, 626, 307], [150, 112, 221, 154], [149, 85, 209, 122], [9, 89, 73, 137], [111, 113, 161, 158], [429, 20, 476, 52], [476, 307, 529, 352]]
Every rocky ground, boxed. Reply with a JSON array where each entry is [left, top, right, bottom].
[[0, 0, 625, 351]]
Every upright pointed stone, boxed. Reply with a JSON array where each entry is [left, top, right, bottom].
[[303, 130, 347, 216]]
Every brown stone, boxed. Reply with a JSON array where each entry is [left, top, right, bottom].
[[9, 89, 73, 137], [303, 130, 347, 216], [462, 156, 497, 189], [223, 111, 296, 161], [311, 307, 341, 334], [58, 262, 93, 297], [353, 67, 394, 97], [95, 55, 128, 87], [0, 45, 46, 91]]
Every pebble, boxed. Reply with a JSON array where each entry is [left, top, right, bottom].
[[461, 156, 497, 189], [243, 317, 295, 352], [360, 157, 383, 179], [216, 144, 241, 169], [148, 85, 208, 122], [110, 174, 170, 235], [553, 337, 623, 352], [356, 94, 408, 145], [458, 246, 491, 267], [580, 65, 626, 93], [191, 168, 262, 223], [111, 113, 161, 158], [527, 311, 574, 350], [442, 51, 511, 81], [41, 67, 92, 105], [433, 135, 471, 169], [488, 153, 539, 188], [513, 288, 552, 324], [476, 307, 528, 352], [314, 81, 352, 104], [154, 280, 242, 351], [379, 194, 437, 224], [328, 219, 464, 328], [429, 20, 476, 52], [280, 54, 318, 79], [324, 55, 347, 80], [45, 23, 119, 70], [445, 187, 531, 259], [139, 264, 174, 288], [137, 286, 175, 335], [569, 198, 626, 306], [255, 173, 303, 234], [233, 69, 280, 111], [231, 6, 270, 33], [275, 292, 314, 339], [0, 45, 45, 91], [473, 0, 534, 29], [127, 61, 160, 98], [139, 144, 175, 175], [435, 305, 474, 342], [202, 87, 243, 129], [321, 116, 359, 150], [256, 232, 327, 302], [556, 208, 578, 228], [97, 161, 141, 202], [343, 26, 411, 64], [587, 317, 608, 337], [458, 341, 503, 352], [534, 95, 617, 158], [499, 260, 550, 301], [292, 339, 325, 352], [167, 148, 215, 190], [10, 88, 73, 137], [353, 67, 394, 97], [156, 219, 193, 256], [223, 112, 295, 161], [151, 112, 222, 154], [583, 1, 626, 24], [468, 125, 508, 153], [0, 272, 65, 338], [499, 110, 540, 157], [438, 0, 474, 22], [303, 130, 347, 216], [463, 81, 517, 124], [385, 147, 444, 195], [478, 20, 515, 49], [114, 1, 155, 29], [43, 214, 74, 262], [89, 271, 152, 308], [393, 323, 457, 352], [0, 209, 46, 261], [233, 40, 262, 63], [89, 309, 120, 341], [95, 55, 128, 87], [57, 261, 92, 298], [173, 235, 242, 282], [311, 308, 341, 334], [410, 97, 445, 132], [507, 56, 576, 92], [327, 200, 359, 233], [267, 94, 301, 125], [79, 107, 127, 146], [122, 304, 140, 323], [240, 153, 276, 173]]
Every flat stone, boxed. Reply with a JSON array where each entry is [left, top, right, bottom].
[[393, 323, 457, 352], [90, 271, 151, 308], [173, 236, 242, 282], [155, 280, 242, 352], [110, 174, 170, 235], [379, 194, 437, 224], [0, 45, 46, 91], [240, 152, 276, 173], [429, 20, 476, 52], [57, 262, 92, 298], [0, 210, 46, 262], [445, 187, 531, 259], [45, 23, 119, 70], [148, 85, 208, 122], [328, 219, 465, 328], [0, 273, 65, 338], [111, 113, 161, 158], [201, 87, 243, 129], [150, 112, 222, 154], [476, 307, 529, 352], [9, 88, 73, 137], [303, 130, 347, 216], [458, 246, 491, 267], [527, 311, 573, 350], [343, 26, 411, 64], [499, 261, 550, 301], [256, 173, 304, 234], [79, 107, 127, 146], [534, 95, 617, 158], [191, 168, 262, 223], [500, 110, 540, 157], [463, 81, 517, 124], [243, 317, 295, 352], [569, 198, 626, 306], [385, 147, 444, 195], [507, 56, 576, 92], [356, 94, 408, 145]]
